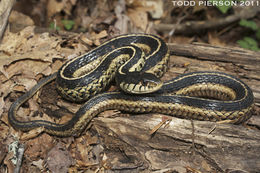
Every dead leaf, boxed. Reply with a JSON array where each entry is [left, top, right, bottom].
[[91, 30, 108, 46], [4, 150, 15, 173], [9, 10, 34, 26], [12, 85, 25, 92], [32, 159, 44, 171], [69, 133, 102, 169], [57, 100, 81, 113], [25, 133, 54, 160], [114, 0, 130, 34], [0, 142, 7, 166], [45, 143, 74, 173], [13, 77, 37, 91], [208, 31, 226, 46], [127, 7, 148, 31], [0, 119, 9, 141], [20, 127, 45, 140], [47, 0, 74, 18], [0, 26, 62, 76], [146, 0, 164, 19], [0, 80, 15, 102], [80, 34, 93, 46]]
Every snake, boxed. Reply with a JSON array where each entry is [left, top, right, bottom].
[[8, 33, 254, 136]]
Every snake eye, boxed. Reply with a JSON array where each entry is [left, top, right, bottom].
[[141, 79, 148, 86], [141, 79, 157, 88], [136, 73, 163, 93]]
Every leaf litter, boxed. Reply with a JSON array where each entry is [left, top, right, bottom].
[[0, 25, 100, 172]]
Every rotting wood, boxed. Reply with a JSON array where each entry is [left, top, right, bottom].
[[93, 115, 260, 172], [167, 42, 260, 68]]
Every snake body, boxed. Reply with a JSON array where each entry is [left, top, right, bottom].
[[8, 34, 254, 136]]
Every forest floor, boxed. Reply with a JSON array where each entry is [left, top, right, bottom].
[[0, 0, 260, 172]]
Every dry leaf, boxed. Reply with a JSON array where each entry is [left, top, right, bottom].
[[0, 26, 62, 76], [4, 150, 15, 173], [9, 10, 34, 26], [32, 159, 44, 171], [146, 0, 164, 19], [208, 31, 227, 47], [0, 116, 9, 140], [46, 143, 74, 173], [114, 0, 130, 34], [20, 127, 45, 140], [91, 30, 108, 46], [127, 7, 148, 31], [47, 0, 74, 18], [25, 133, 54, 160], [80, 34, 93, 46]]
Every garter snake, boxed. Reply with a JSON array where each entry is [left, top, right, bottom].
[[8, 34, 254, 136]]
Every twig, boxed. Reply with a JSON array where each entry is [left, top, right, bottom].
[[14, 144, 25, 173]]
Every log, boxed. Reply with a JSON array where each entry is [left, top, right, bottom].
[[91, 43, 260, 172], [93, 115, 260, 172]]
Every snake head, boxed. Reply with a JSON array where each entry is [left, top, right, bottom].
[[116, 72, 163, 94]]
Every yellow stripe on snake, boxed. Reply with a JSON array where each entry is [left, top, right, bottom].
[[8, 34, 254, 136]]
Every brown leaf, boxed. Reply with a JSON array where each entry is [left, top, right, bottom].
[[45, 143, 74, 173], [208, 31, 227, 47], [146, 0, 164, 19], [31, 159, 44, 171], [20, 127, 45, 140], [47, 0, 74, 18], [9, 10, 34, 26], [91, 30, 108, 46], [0, 26, 62, 77], [0, 116, 9, 141], [25, 133, 54, 160], [114, 0, 129, 34], [127, 7, 148, 31]]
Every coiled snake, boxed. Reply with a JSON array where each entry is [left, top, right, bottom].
[[8, 34, 254, 136]]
